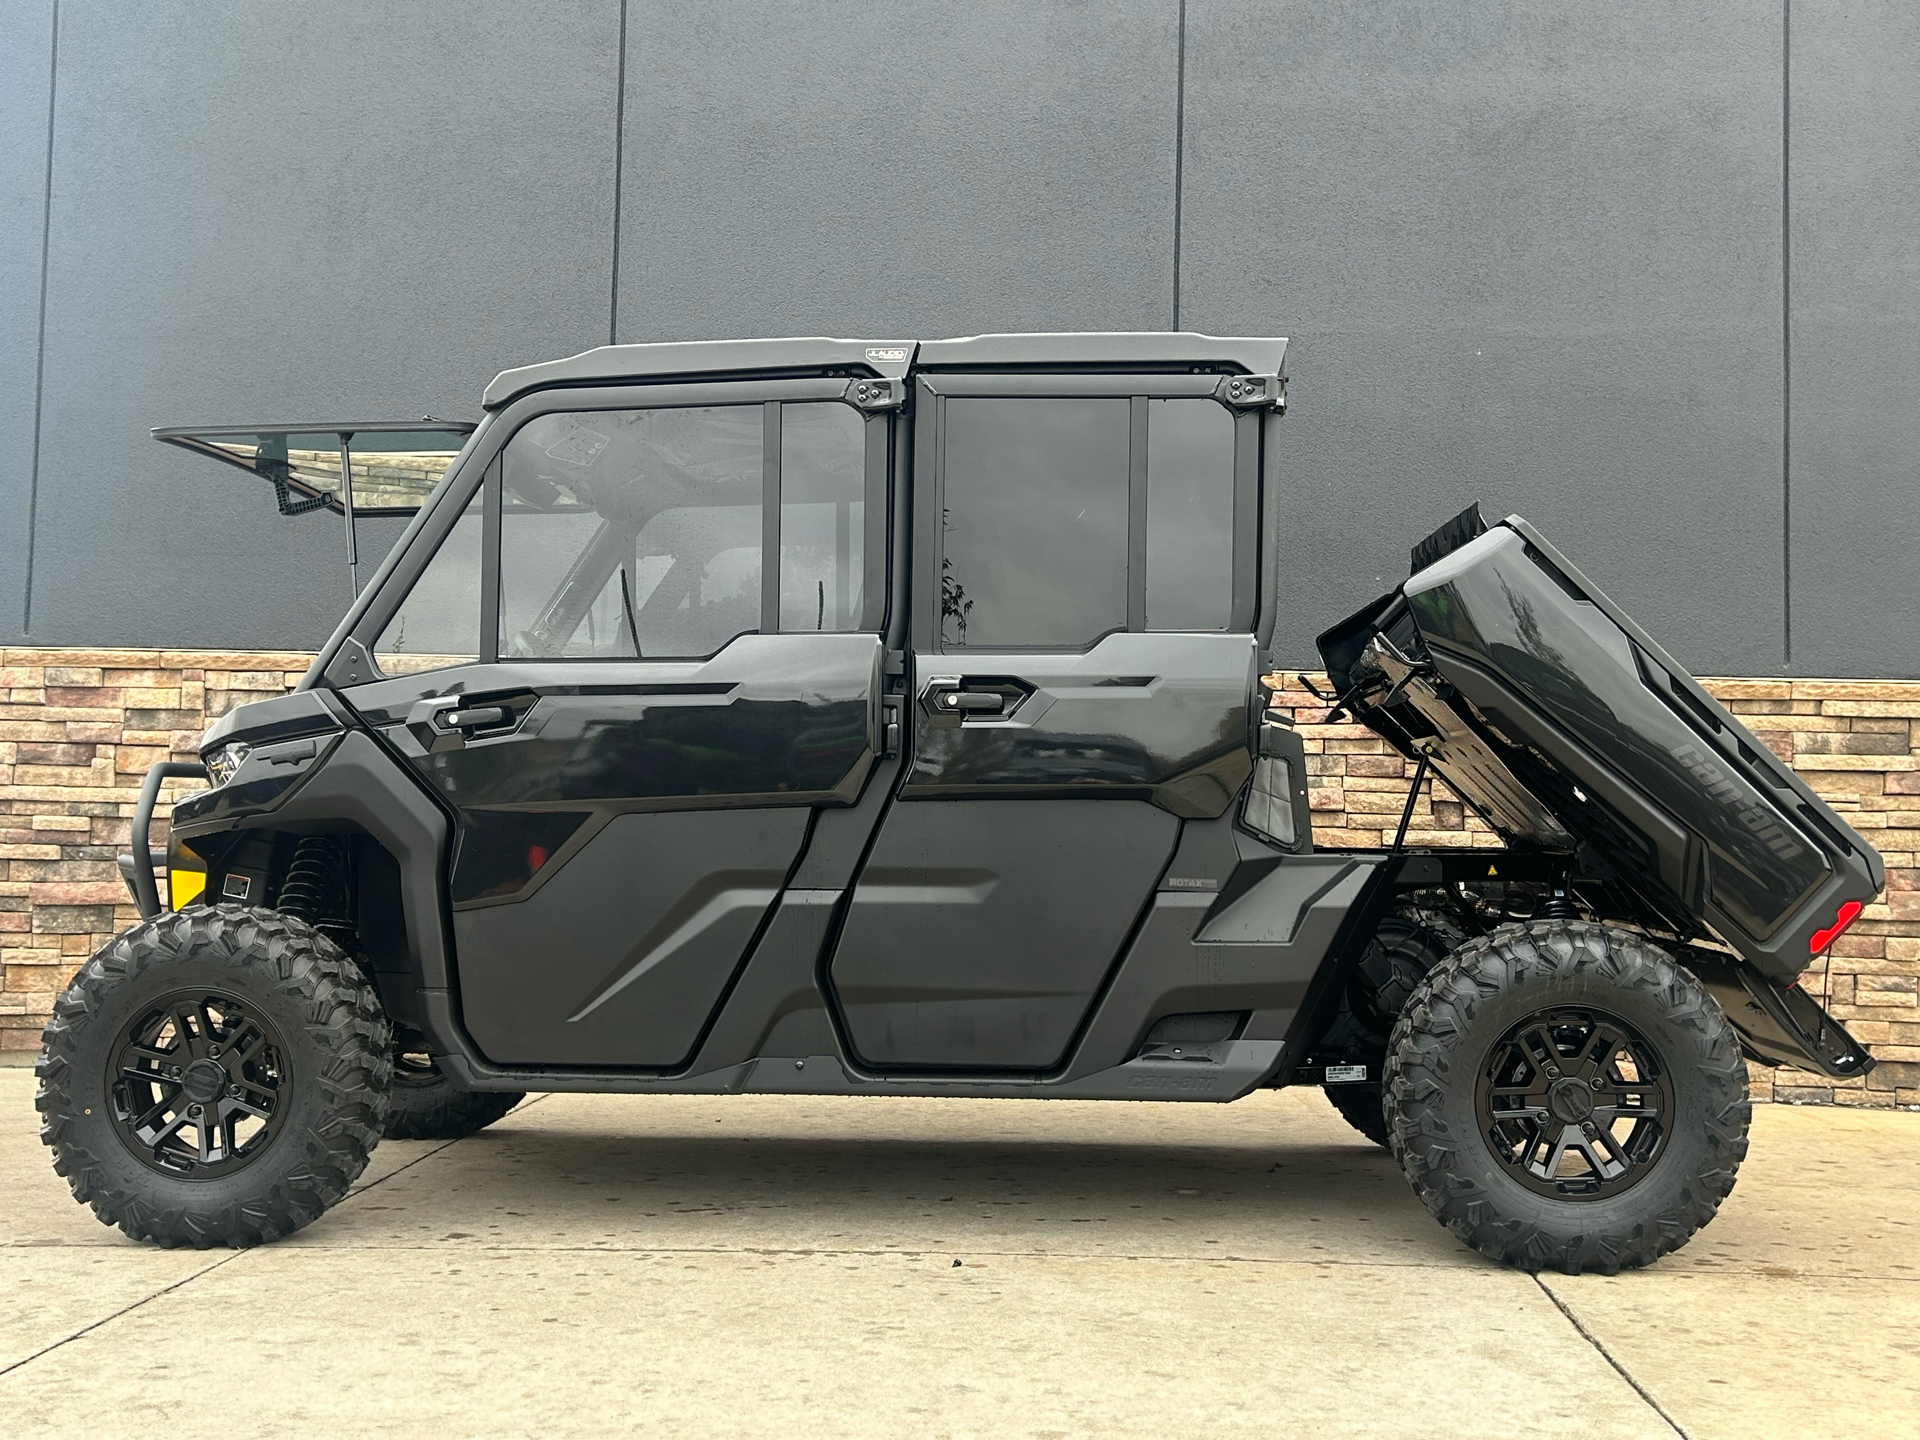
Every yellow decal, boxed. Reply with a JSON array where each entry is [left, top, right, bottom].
[[1487, 865, 1498, 877], [169, 869, 207, 909]]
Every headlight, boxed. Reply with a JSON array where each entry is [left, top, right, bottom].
[[204, 741, 250, 786]]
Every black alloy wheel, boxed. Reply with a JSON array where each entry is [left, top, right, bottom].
[[111, 989, 291, 1178], [37, 905, 390, 1247], [1384, 919, 1750, 1273], [1475, 1006, 1672, 1200]]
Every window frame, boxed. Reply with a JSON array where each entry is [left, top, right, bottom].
[[348, 379, 888, 676], [914, 372, 1259, 656]]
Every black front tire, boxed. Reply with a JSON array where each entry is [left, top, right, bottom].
[[1384, 920, 1750, 1274], [35, 906, 392, 1248], [384, 1036, 524, 1141]]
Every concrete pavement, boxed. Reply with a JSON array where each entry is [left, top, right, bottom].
[[1, 1065, 1913, 1438]]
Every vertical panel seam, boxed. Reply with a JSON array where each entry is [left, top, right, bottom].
[[608, 0, 629, 346], [22, 0, 59, 635], [1171, 0, 1187, 330], [1781, 0, 1793, 668]]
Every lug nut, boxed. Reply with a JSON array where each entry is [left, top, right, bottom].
[[189, 1105, 202, 1117], [1591, 1076, 1604, 1090], [209, 1046, 221, 1059], [228, 1085, 242, 1098]]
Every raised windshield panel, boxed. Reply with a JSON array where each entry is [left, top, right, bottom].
[[372, 486, 483, 675], [182, 430, 466, 514], [940, 398, 1130, 648], [498, 406, 764, 659], [779, 402, 865, 632], [1145, 398, 1235, 631]]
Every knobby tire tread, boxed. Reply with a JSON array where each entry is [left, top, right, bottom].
[[1382, 919, 1750, 1275], [35, 905, 392, 1248]]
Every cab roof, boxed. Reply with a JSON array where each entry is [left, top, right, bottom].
[[481, 332, 1289, 410]]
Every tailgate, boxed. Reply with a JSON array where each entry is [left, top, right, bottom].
[[1318, 510, 1883, 983]]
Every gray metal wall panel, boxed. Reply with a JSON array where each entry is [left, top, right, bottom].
[[614, 0, 1180, 342], [1181, 3, 1788, 677], [0, 1, 54, 644], [26, 0, 620, 649], [1787, 2, 1920, 679]]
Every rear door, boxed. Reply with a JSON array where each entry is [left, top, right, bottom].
[[340, 380, 892, 1067], [826, 372, 1266, 1070]]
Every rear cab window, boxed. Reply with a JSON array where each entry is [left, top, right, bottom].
[[928, 383, 1252, 650]]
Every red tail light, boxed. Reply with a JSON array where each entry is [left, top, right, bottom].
[[528, 844, 550, 873], [1809, 900, 1863, 955]]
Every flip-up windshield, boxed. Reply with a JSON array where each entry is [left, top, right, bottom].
[[153, 422, 475, 517]]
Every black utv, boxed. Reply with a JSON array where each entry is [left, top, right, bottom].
[[37, 334, 1880, 1273]]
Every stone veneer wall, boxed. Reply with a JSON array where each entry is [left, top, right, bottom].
[[0, 649, 1913, 1108]]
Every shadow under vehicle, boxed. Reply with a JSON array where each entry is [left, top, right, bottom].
[[35, 334, 1880, 1272]]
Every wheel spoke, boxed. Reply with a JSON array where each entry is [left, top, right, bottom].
[[225, 1025, 266, 1065], [170, 1004, 203, 1060], [220, 1094, 270, 1122], [1578, 1129, 1629, 1181], [1520, 1026, 1559, 1068], [1534, 1122, 1574, 1179], [1575, 1023, 1623, 1081], [148, 1108, 191, 1149], [122, 1044, 174, 1069], [131, 1092, 177, 1131], [1598, 1099, 1662, 1121], [1487, 1081, 1542, 1100]]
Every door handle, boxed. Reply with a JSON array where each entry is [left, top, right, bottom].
[[435, 705, 511, 732], [939, 691, 1003, 715], [923, 679, 1029, 725]]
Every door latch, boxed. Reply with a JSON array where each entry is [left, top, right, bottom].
[[434, 705, 511, 732], [931, 689, 1003, 716], [922, 678, 1029, 727], [405, 693, 531, 753]]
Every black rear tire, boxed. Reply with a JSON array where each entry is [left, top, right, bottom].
[[1384, 919, 1750, 1274], [1324, 1082, 1391, 1147], [35, 905, 392, 1248], [384, 1036, 524, 1140], [1319, 909, 1464, 1148]]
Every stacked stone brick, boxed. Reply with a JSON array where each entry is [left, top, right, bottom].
[[1, 650, 1913, 1109], [0, 650, 307, 1056]]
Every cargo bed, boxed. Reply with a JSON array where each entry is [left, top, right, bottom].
[[1319, 508, 1884, 986]]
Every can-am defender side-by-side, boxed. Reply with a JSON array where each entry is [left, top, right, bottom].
[[37, 334, 1879, 1272]]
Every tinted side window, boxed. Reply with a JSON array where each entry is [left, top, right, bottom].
[[779, 402, 866, 632], [1145, 398, 1236, 630], [940, 398, 1130, 648], [498, 407, 764, 660], [373, 485, 483, 675]]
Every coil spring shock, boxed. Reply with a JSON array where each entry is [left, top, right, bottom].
[[1536, 880, 1579, 921], [277, 836, 342, 923]]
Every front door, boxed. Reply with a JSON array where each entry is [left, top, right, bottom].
[[343, 381, 890, 1066], [826, 374, 1264, 1070]]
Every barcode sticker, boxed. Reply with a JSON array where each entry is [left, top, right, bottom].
[[1325, 1064, 1368, 1084]]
